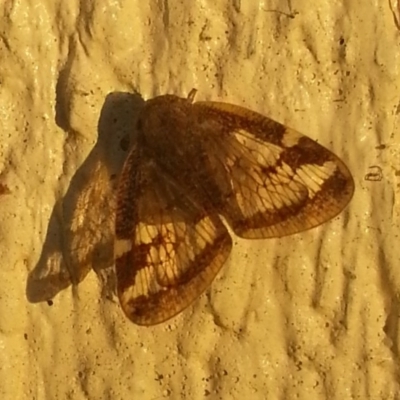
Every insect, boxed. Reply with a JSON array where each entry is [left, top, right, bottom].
[[114, 89, 354, 326]]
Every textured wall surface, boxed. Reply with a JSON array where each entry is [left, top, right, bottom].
[[0, 1, 399, 399]]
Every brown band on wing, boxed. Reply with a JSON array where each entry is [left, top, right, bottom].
[[279, 136, 334, 169], [115, 241, 149, 293], [230, 167, 353, 238], [231, 194, 308, 233], [318, 167, 353, 198], [118, 231, 232, 325]]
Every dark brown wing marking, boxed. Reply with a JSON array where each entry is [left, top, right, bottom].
[[114, 92, 354, 325], [115, 143, 232, 325], [192, 101, 354, 238]]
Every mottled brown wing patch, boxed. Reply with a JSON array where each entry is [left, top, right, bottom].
[[193, 101, 354, 238], [114, 92, 354, 325], [115, 143, 232, 325]]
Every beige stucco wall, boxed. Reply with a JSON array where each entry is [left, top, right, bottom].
[[0, 1, 399, 399]]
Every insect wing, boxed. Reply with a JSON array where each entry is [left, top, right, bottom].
[[114, 143, 232, 325], [193, 101, 354, 239]]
